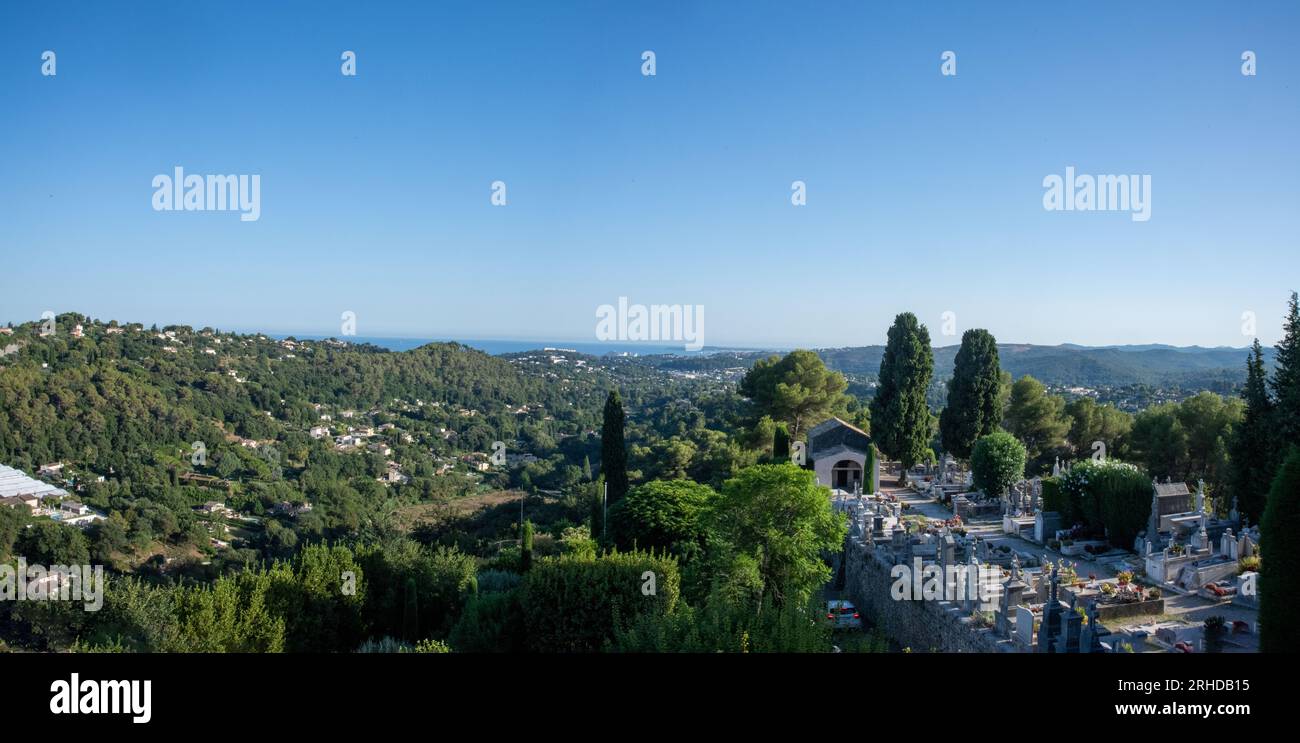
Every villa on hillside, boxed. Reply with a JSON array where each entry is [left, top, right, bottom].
[[806, 418, 878, 493]]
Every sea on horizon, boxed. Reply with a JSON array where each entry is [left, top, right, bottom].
[[269, 334, 774, 358]]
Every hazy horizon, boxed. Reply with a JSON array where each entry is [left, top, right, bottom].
[[2, 309, 1279, 354]]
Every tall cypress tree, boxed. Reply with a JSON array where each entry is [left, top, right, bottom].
[[1272, 291, 1300, 449], [1230, 339, 1276, 522], [601, 390, 629, 505], [520, 519, 534, 571], [939, 328, 1002, 460], [772, 423, 791, 463], [870, 313, 934, 484], [401, 577, 419, 643], [1260, 446, 1300, 652]]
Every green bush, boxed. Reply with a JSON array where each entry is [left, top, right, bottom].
[[1057, 459, 1150, 548], [522, 550, 679, 652], [448, 590, 526, 653], [611, 595, 835, 653], [606, 479, 714, 554], [1040, 477, 1066, 514], [970, 432, 1027, 497]]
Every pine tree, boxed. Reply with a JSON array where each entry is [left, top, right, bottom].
[[939, 328, 1002, 460], [870, 313, 934, 484], [582, 455, 593, 481], [601, 390, 629, 505], [1230, 339, 1276, 522], [772, 423, 791, 464], [1272, 291, 1300, 449], [1260, 447, 1300, 652]]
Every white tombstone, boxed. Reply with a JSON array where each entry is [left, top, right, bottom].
[[1015, 605, 1035, 646], [1220, 529, 1238, 560]]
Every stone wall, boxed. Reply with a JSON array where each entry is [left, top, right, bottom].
[[843, 536, 1006, 653]]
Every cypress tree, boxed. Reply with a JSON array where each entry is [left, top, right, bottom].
[[1272, 291, 1300, 449], [773, 423, 791, 463], [939, 328, 1002, 460], [590, 474, 606, 542], [870, 313, 934, 484], [402, 577, 419, 643], [521, 519, 534, 571], [1260, 447, 1300, 652], [601, 390, 629, 505], [864, 444, 877, 492], [1230, 339, 1276, 522]]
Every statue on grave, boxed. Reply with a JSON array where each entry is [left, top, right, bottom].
[[1146, 486, 1160, 546]]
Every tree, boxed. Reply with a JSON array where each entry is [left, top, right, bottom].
[[772, 423, 791, 463], [870, 313, 934, 483], [606, 479, 715, 553], [1260, 447, 1300, 652], [739, 350, 848, 439], [520, 520, 534, 571], [1002, 376, 1069, 474], [15, 521, 91, 565], [1272, 291, 1300, 450], [0, 506, 27, 561], [1126, 403, 1186, 480], [1064, 397, 1133, 460], [709, 464, 847, 607], [970, 432, 1027, 498], [601, 390, 629, 506], [1230, 340, 1277, 522], [749, 415, 777, 456], [939, 329, 1002, 459], [1174, 391, 1241, 491], [401, 577, 420, 643]]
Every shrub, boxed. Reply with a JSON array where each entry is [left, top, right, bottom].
[[475, 569, 522, 594], [606, 479, 714, 554], [1058, 459, 1151, 548], [448, 590, 525, 652], [522, 550, 679, 652], [1040, 477, 1066, 514], [970, 432, 1027, 497]]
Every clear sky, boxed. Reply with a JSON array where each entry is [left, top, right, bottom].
[[2, 1, 1297, 348]]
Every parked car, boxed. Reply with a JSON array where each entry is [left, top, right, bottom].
[[826, 600, 861, 630]]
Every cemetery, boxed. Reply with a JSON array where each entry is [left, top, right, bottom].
[[832, 453, 1263, 653]]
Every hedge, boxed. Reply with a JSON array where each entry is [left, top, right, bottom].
[[522, 549, 680, 652]]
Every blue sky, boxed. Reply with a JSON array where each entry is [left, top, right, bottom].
[[2, 1, 1297, 348]]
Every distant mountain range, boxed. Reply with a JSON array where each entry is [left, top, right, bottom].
[[651, 343, 1274, 391]]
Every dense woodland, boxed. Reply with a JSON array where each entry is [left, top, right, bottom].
[[1, 294, 1297, 652]]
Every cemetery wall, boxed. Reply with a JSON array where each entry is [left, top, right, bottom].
[[844, 538, 1003, 653]]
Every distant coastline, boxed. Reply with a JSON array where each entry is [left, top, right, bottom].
[[266, 334, 784, 357]]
